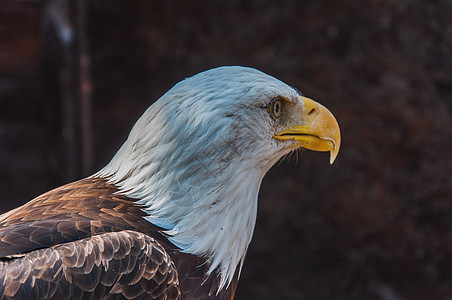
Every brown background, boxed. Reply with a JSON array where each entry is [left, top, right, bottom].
[[1, 1, 452, 299]]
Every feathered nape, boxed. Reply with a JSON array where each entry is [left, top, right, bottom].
[[95, 66, 297, 291]]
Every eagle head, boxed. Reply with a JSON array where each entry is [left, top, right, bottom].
[[96, 66, 340, 290]]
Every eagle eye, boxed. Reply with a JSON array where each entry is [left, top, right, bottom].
[[269, 98, 283, 119]]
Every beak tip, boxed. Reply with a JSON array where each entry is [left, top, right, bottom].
[[329, 145, 340, 164], [329, 154, 336, 165]]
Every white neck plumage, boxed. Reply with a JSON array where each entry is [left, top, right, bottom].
[[94, 96, 279, 291]]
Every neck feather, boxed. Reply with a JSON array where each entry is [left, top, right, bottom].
[[94, 102, 275, 291], [96, 150, 264, 291]]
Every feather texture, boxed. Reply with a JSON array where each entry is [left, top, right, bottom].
[[0, 230, 179, 299], [0, 178, 238, 299]]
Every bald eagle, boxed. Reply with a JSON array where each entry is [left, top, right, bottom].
[[0, 66, 340, 299]]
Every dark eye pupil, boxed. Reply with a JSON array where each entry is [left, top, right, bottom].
[[274, 101, 281, 117]]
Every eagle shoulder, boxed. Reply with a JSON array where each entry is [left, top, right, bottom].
[[0, 178, 155, 258], [0, 178, 239, 299]]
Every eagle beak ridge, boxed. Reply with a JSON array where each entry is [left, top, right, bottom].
[[274, 96, 341, 164]]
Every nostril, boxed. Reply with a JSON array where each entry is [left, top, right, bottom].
[[308, 108, 316, 116]]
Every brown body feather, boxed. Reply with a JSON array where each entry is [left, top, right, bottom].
[[0, 178, 239, 299]]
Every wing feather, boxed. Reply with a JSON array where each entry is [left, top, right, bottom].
[[0, 230, 180, 299], [0, 178, 238, 299]]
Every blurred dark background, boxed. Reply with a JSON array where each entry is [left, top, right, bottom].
[[1, 0, 451, 299]]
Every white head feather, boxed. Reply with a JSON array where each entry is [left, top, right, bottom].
[[95, 66, 304, 291]]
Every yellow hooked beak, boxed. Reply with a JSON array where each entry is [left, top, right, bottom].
[[274, 97, 341, 164]]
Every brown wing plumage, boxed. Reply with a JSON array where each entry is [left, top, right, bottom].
[[0, 178, 239, 299], [0, 230, 180, 299], [0, 178, 155, 258]]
